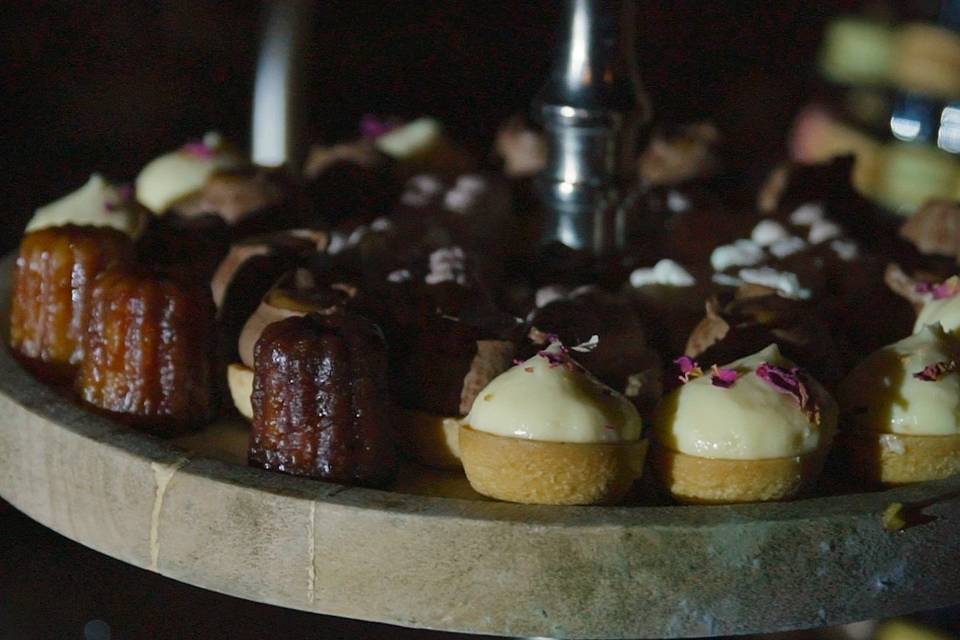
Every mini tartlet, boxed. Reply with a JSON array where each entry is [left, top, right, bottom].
[[460, 340, 647, 505], [838, 324, 960, 485], [652, 345, 837, 504]]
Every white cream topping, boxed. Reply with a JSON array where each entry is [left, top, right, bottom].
[[466, 343, 642, 443], [769, 235, 808, 258], [654, 345, 834, 459], [710, 239, 764, 272], [375, 118, 443, 160], [914, 288, 960, 334], [789, 202, 825, 226], [839, 325, 960, 436], [26, 174, 147, 238], [738, 267, 812, 299], [135, 132, 243, 214], [629, 259, 696, 288], [808, 219, 843, 244], [751, 219, 790, 246]]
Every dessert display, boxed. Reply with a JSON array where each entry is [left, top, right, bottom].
[[460, 340, 647, 505], [652, 345, 837, 504], [7, 108, 960, 508], [838, 324, 960, 485]]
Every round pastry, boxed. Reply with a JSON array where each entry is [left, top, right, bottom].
[[76, 266, 216, 435], [876, 143, 959, 215], [170, 164, 308, 236], [818, 18, 894, 86], [249, 313, 397, 487], [460, 341, 647, 505], [684, 289, 841, 387], [135, 132, 244, 215], [837, 324, 960, 485], [637, 122, 719, 187], [394, 314, 515, 469], [10, 224, 134, 378], [210, 228, 328, 349], [652, 345, 837, 504], [892, 23, 960, 100]]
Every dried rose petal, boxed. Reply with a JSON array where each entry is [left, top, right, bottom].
[[915, 276, 960, 300], [674, 355, 703, 384], [913, 360, 958, 381], [360, 114, 397, 139], [755, 361, 820, 424], [538, 349, 567, 366], [183, 140, 215, 159], [710, 365, 739, 388]]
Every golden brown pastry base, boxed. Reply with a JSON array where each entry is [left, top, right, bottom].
[[458, 425, 647, 505], [842, 431, 960, 486], [398, 410, 462, 469], [227, 363, 254, 421], [650, 444, 827, 504]]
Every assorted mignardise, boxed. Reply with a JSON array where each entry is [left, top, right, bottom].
[[8, 116, 960, 505]]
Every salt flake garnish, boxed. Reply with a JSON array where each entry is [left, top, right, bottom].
[[571, 335, 599, 353]]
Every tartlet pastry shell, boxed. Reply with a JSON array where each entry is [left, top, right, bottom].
[[841, 431, 960, 486], [650, 444, 829, 504], [459, 425, 647, 505]]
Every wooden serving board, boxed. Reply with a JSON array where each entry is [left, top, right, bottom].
[[0, 254, 958, 639]]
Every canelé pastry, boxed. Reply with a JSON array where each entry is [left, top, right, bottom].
[[652, 345, 837, 504], [227, 269, 356, 418], [10, 224, 134, 377], [135, 132, 244, 215], [838, 324, 960, 485], [77, 266, 216, 434], [460, 341, 647, 505], [249, 313, 397, 487]]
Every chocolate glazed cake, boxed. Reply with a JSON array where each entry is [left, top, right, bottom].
[[249, 313, 397, 487]]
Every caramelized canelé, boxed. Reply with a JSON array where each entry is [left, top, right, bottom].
[[10, 225, 134, 378], [77, 266, 216, 434], [250, 313, 397, 487]]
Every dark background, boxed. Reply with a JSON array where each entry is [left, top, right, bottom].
[[1, 2, 957, 639]]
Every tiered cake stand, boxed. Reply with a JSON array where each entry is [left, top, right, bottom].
[[0, 254, 958, 639]]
